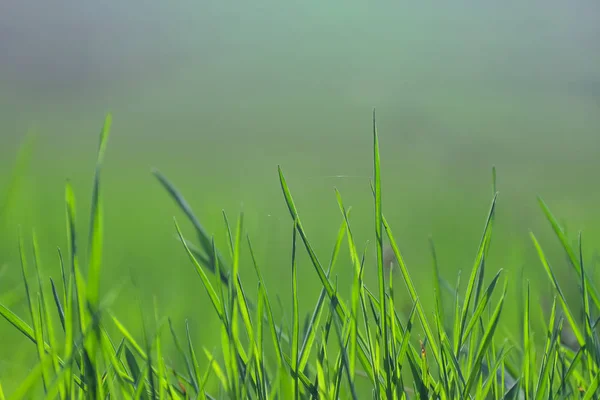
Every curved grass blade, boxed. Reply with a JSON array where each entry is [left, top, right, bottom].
[[278, 166, 338, 309], [530, 232, 585, 348], [185, 320, 202, 395], [174, 218, 224, 321], [382, 217, 442, 368], [168, 318, 198, 394], [153, 169, 230, 275], [176, 237, 230, 287], [538, 197, 600, 309]]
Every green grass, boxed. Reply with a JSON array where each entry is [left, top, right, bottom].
[[1, 111, 599, 399]]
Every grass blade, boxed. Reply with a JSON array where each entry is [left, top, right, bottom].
[[530, 232, 585, 348], [291, 220, 300, 400], [86, 113, 111, 308], [18, 229, 49, 394], [153, 170, 230, 277], [429, 237, 445, 328], [457, 193, 498, 352], [168, 318, 198, 393], [463, 280, 507, 397], [371, 108, 392, 399], [185, 320, 203, 395], [538, 197, 600, 310], [174, 218, 224, 321], [298, 215, 347, 372]]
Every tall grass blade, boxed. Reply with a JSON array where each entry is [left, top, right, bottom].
[[32, 231, 61, 394], [371, 108, 392, 399], [65, 181, 87, 335], [457, 193, 498, 352], [463, 281, 507, 397], [18, 229, 49, 394], [290, 220, 300, 399], [87, 113, 111, 307], [523, 281, 531, 399]]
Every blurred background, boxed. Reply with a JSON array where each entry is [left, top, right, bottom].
[[1, 0, 600, 393]]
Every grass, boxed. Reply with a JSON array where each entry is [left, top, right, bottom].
[[0, 110, 599, 399]]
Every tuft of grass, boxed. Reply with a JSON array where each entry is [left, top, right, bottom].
[[1, 110, 600, 399]]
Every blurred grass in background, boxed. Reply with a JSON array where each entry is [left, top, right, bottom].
[[1, 0, 599, 394]]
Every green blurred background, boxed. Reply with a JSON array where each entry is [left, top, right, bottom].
[[1, 0, 600, 393]]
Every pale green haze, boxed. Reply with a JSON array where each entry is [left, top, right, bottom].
[[1, 0, 599, 393]]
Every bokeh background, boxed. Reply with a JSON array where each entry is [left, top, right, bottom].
[[1, 0, 600, 394]]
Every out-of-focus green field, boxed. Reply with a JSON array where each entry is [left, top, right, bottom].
[[1, 1, 600, 395]]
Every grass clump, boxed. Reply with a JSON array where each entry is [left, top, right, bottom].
[[1, 110, 599, 399]]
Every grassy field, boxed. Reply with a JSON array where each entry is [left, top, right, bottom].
[[1, 103, 600, 398]]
